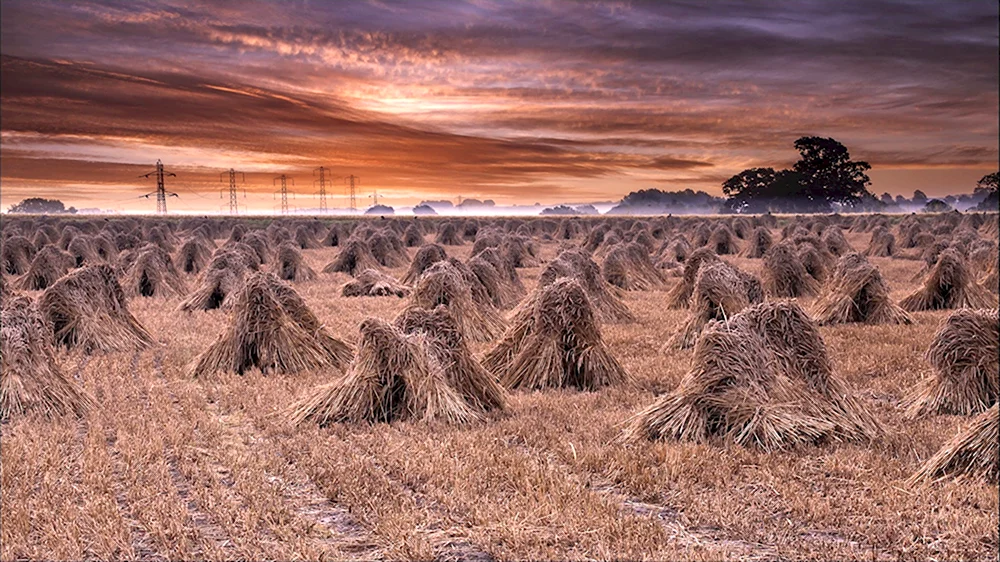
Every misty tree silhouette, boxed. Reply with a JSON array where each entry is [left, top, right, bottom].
[[722, 137, 873, 213]]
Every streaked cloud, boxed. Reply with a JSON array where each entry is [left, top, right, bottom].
[[1, 0, 996, 211]]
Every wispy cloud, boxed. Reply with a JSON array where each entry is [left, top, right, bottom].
[[1, 0, 996, 211]]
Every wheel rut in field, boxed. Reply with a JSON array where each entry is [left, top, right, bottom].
[[363, 455, 494, 562], [111, 349, 239, 560], [154, 346, 383, 560], [513, 441, 782, 560], [89, 352, 166, 561], [211, 404, 385, 560]]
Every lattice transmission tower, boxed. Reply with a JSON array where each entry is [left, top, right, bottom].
[[314, 166, 330, 213], [220, 168, 246, 215], [273, 175, 294, 214], [140, 160, 178, 214], [345, 174, 360, 211]]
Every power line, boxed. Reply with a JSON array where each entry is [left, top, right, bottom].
[[220, 168, 247, 215], [139, 159, 178, 214]]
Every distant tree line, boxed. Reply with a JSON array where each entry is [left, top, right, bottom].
[[7, 198, 77, 214], [607, 188, 722, 214]]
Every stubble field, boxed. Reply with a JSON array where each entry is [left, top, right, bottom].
[[2, 224, 997, 561]]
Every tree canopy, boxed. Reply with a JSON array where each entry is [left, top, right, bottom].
[[975, 171, 999, 211], [722, 137, 874, 213], [7, 198, 77, 214]]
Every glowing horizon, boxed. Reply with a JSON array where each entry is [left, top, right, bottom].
[[1, 1, 997, 213]]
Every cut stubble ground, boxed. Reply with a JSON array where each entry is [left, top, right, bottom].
[[2, 231, 997, 560]]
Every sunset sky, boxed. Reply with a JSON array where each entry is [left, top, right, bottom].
[[1, 0, 997, 213]]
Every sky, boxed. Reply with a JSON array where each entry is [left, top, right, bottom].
[[1, 0, 997, 213]]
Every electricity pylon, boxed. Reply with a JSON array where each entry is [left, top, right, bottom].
[[220, 168, 246, 215], [344, 174, 359, 211], [273, 175, 294, 214], [314, 166, 330, 213], [140, 160, 178, 214]]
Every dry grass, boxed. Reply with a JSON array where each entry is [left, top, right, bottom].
[[2, 223, 997, 560]]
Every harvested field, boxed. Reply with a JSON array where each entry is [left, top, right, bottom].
[[2, 214, 997, 561]]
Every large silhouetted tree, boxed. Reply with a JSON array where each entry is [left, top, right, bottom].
[[7, 198, 76, 214], [722, 137, 874, 213], [975, 171, 999, 211]]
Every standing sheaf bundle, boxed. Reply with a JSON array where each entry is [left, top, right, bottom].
[[467, 255, 517, 309], [176, 238, 214, 274], [625, 301, 882, 450], [38, 265, 154, 353], [706, 225, 740, 255], [190, 272, 351, 377], [909, 404, 998, 484], [821, 226, 853, 257], [403, 223, 424, 247], [900, 249, 997, 311], [342, 268, 410, 298], [865, 226, 896, 257], [294, 225, 321, 249], [907, 309, 998, 417], [475, 247, 526, 302], [67, 236, 102, 268], [1, 295, 94, 420], [658, 235, 692, 264], [12, 246, 75, 291], [367, 230, 408, 267], [537, 249, 634, 323], [665, 248, 722, 308], [241, 231, 271, 265], [266, 275, 353, 366], [795, 241, 831, 284], [321, 224, 342, 247], [1, 235, 35, 276], [405, 261, 506, 342], [602, 242, 664, 291], [273, 242, 316, 282], [484, 278, 630, 391], [762, 242, 819, 298], [741, 227, 773, 259], [401, 243, 447, 285], [669, 261, 763, 349], [90, 233, 119, 262], [394, 306, 507, 412], [812, 253, 912, 325], [435, 221, 464, 245], [122, 244, 188, 298], [178, 248, 258, 311], [322, 237, 381, 277], [500, 235, 540, 268], [288, 315, 496, 426]]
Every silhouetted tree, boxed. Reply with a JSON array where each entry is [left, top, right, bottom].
[[792, 136, 872, 209], [880, 192, 894, 205], [721, 137, 873, 213], [912, 190, 928, 204], [923, 199, 952, 213], [977, 171, 999, 191], [975, 171, 999, 211], [7, 198, 76, 214]]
